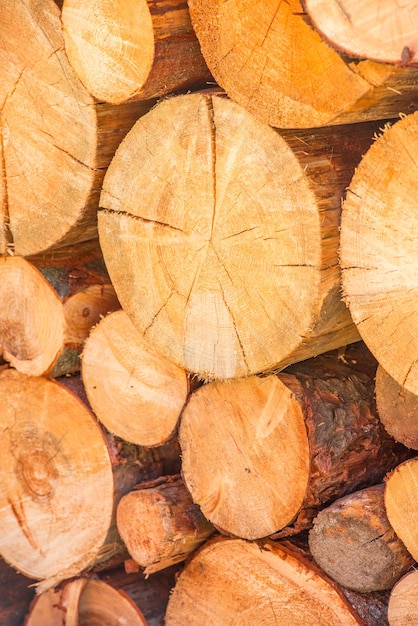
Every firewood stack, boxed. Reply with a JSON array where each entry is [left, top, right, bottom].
[[2, 0, 418, 624]]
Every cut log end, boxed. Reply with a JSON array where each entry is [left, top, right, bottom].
[[0, 369, 114, 587], [62, 0, 211, 104], [82, 310, 188, 446], [165, 538, 364, 625], [304, 0, 418, 66], [98, 92, 367, 379]]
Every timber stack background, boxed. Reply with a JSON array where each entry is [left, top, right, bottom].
[[2, 0, 418, 624]]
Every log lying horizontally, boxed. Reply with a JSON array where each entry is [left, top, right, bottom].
[[309, 484, 414, 593], [0, 0, 152, 256], [25, 577, 147, 625], [0, 249, 119, 377], [375, 364, 418, 450], [384, 457, 418, 564], [303, 0, 418, 66], [116, 475, 215, 574], [179, 344, 410, 539], [165, 537, 383, 625], [188, 0, 418, 128], [340, 112, 418, 397], [0, 368, 176, 592], [81, 310, 188, 446], [387, 570, 418, 626], [98, 92, 388, 380], [61, 0, 212, 104]]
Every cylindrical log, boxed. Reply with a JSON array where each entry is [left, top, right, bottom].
[[0, 0, 152, 257], [0, 368, 175, 593], [0, 557, 35, 626], [81, 310, 188, 446], [97, 92, 387, 380], [387, 570, 418, 626], [384, 457, 418, 563], [165, 537, 371, 625], [116, 475, 215, 574], [0, 251, 119, 377], [340, 111, 418, 397], [376, 364, 418, 449], [61, 0, 212, 104], [187, 0, 418, 129], [303, 0, 418, 66], [179, 345, 410, 539], [309, 484, 414, 592], [25, 577, 147, 625], [99, 565, 181, 626]]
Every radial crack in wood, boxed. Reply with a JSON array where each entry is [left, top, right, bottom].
[[340, 111, 418, 396], [0, 0, 153, 256], [98, 93, 383, 379], [188, 0, 418, 128]]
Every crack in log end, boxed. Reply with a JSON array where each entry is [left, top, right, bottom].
[[7, 496, 43, 555], [99, 207, 186, 235], [205, 96, 217, 240], [0, 112, 13, 252]]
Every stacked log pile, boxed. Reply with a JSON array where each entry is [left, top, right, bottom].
[[2, 0, 418, 624]]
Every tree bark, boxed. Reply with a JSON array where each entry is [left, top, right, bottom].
[[187, 0, 418, 129], [165, 537, 369, 625], [98, 92, 386, 380], [375, 364, 418, 450], [179, 344, 410, 540], [308, 483, 414, 592], [303, 0, 418, 66], [340, 112, 418, 397], [0, 249, 119, 377], [61, 0, 212, 104], [387, 570, 418, 626], [384, 457, 418, 563], [116, 475, 215, 574], [0, 0, 152, 257], [0, 558, 35, 626], [81, 310, 188, 446], [0, 368, 178, 593]]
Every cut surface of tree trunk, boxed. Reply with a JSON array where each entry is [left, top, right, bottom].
[[165, 537, 365, 625], [97, 93, 386, 380], [25, 577, 147, 625], [309, 484, 414, 593], [81, 310, 188, 446], [376, 364, 418, 449], [0, 252, 119, 377], [179, 346, 409, 539], [0, 0, 151, 257], [340, 112, 418, 397], [387, 570, 418, 626], [61, 0, 212, 104], [303, 0, 418, 65], [384, 457, 418, 563], [188, 0, 418, 128], [0, 369, 115, 588], [116, 475, 215, 574]]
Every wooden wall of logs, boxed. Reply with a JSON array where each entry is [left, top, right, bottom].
[[2, 1, 418, 624]]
